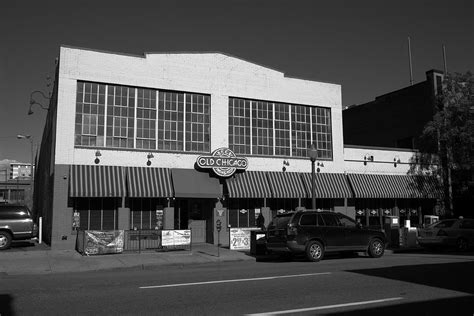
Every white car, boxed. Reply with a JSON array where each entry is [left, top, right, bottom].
[[417, 218, 474, 251]]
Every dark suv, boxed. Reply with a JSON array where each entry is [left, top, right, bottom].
[[0, 204, 38, 250], [266, 210, 386, 262]]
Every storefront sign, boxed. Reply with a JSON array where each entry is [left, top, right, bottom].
[[229, 228, 251, 250], [83, 230, 124, 255], [161, 230, 191, 246], [197, 147, 248, 177], [156, 209, 163, 230]]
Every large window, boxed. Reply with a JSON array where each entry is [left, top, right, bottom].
[[75, 82, 106, 147], [136, 88, 156, 150], [229, 97, 333, 159], [228, 98, 251, 154], [106, 85, 135, 148], [75, 81, 210, 153], [74, 198, 119, 231]]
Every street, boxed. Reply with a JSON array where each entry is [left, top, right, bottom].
[[1, 251, 474, 315]]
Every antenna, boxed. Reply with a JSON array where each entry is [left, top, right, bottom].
[[442, 45, 448, 75], [408, 36, 414, 85]]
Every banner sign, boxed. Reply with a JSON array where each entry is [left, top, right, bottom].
[[83, 230, 124, 255], [161, 230, 191, 246], [197, 147, 248, 177], [229, 228, 251, 250]]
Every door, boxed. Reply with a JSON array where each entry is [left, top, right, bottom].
[[337, 213, 368, 249], [188, 220, 206, 243]]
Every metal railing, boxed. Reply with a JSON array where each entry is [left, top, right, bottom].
[[124, 229, 192, 253]]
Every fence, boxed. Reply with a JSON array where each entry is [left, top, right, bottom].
[[124, 229, 192, 253]]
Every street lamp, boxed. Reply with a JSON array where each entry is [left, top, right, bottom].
[[308, 144, 318, 210], [17, 134, 34, 209], [28, 90, 50, 115]]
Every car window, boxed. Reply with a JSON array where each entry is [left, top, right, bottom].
[[460, 220, 474, 229], [271, 214, 293, 229], [433, 220, 456, 229], [338, 214, 356, 228], [300, 214, 317, 226], [320, 214, 339, 226]]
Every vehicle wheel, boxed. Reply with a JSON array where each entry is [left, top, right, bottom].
[[456, 238, 469, 252], [0, 231, 12, 250], [306, 240, 324, 262], [368, 238, 385, 258]]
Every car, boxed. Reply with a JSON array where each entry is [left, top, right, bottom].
[[265, 210, 386, 262], [0, 204, 38, 250], [417, 217, 474, 251]]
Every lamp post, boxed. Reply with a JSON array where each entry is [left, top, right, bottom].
[[17, 135, 34, 209], [308, 144, 318, 210]]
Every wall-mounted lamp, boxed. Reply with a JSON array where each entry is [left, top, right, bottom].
[[363, 154, 374, 165], [146, 153, 154, 166], [394, 156, 401, 167], [94, 150, 101, 164], [316, 162, 324, 173], [283, 160, 290, 166]]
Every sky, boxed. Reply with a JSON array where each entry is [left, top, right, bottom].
[[0, 0, 472, 163]]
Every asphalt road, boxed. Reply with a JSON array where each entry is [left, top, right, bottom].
[[2, 252, 474, 315]]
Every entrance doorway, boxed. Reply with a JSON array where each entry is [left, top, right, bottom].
[[176, 198, 214, 244]]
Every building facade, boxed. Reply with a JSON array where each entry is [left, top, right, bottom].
[[35, 46, 441, 250]]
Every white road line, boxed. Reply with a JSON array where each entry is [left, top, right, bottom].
[[139, 272, 331, 289], [246, 297, 404, 315]]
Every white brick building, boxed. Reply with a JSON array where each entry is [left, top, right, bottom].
[[35, 46, 441, 250]]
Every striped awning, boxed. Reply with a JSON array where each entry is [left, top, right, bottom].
[[226, 171, 272, 198], [69, 165, 126, 197], [127, 167, 173, 198], [347, 173, 443, 199], [301, 173, 353, 198], [266, 172, 307, 198]]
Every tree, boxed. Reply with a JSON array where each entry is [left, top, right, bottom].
[[419, 71, 474, 216]]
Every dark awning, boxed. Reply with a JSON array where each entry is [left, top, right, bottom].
[[347, 173, 443, 199], [266, 172, 306, 198], [127, 167, 173, 198], [301, 173, 353, 198], [69, 165, 126, 197], [172, 169, 222, 198], [226, 171, 272, 198]]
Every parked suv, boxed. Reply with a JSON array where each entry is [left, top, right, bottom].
[[0, 204, 38, 250], [266, 210, 386, 262]]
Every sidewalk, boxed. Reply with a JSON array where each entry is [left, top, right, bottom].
[[0, 241, 254, 276]]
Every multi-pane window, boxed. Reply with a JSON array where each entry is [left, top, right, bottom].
[[292, 105, 311, 157], [75, 82, 106, 146], [185, 94, 210, 152], [274, 103, 290, 156], [106, 85, 135, 148], [252, 101, 273, 155], [228, 98, 251, 155], [228, 97, 333, 159], [75, 81, 210, 154], [74, 198, 119, 231], [312, 107, 332, 159], [136, 88, 156, 150], [158, 92, 184, 151]]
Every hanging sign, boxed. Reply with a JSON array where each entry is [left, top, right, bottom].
[[197, 147, 248, 177]]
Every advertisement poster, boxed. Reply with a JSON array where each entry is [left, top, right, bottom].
[[230, 228, 251, 250], [84, 230, 124, 255], [72, 211, 80, 229], [161, 230, 191, 247], [156, 209, 163, 230]]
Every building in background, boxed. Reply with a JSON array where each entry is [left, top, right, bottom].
[[0, 160, 33, 207], [35, 46, 442, 250], [343, 70, 444, 149]]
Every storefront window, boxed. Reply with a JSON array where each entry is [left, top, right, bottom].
[[74, 198, 119, 231], [130, 198, 165, 230]]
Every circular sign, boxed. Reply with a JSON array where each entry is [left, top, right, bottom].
[[197, 147, 248, 177]]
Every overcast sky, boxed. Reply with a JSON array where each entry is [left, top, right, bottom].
[[1, 0, 472, 163]]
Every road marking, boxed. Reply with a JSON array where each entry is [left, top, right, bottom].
[[246, 297, 404, 315], [139, 272, 331, 289]]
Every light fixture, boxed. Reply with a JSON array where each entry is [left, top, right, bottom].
[[363, 154, 374, 165], [394, 156, 401, 167], [28, 90, 50, 115], [283, 160, 290, 166], [146, 153, 154, 166], [94, 150, 101, 164]]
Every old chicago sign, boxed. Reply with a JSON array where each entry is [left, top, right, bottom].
[[197, 147, 248, 177]]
